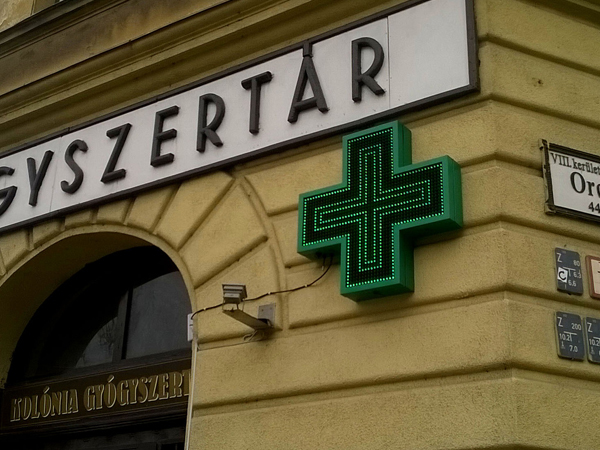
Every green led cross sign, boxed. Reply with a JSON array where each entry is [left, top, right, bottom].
[[298, 121, 462, 301]]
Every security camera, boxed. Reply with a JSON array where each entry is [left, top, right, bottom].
[[222, 283, 247, 304]]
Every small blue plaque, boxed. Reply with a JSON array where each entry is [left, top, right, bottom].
[[556, 312, 585, 360], [585, 317, 600, 364], [555, 248, 583, 295]]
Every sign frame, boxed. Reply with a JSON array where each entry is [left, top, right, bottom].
[[541, 140, 600, 224], [0, 0, 478, 236]]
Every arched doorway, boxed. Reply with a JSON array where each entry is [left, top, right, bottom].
[[0, 243, 192, 449]]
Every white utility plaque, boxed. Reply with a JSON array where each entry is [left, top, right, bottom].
[[586, 256, 600, 300]]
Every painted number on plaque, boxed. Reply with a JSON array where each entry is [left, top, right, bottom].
[[556, 311, 585, 361]]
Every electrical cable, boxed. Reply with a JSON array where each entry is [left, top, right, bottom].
[[189, 255, 333, 320], [189, 302, 223, 320], [244, 255, 333, 302]]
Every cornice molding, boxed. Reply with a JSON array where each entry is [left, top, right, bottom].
[[0, 0, 128, 54], [0, 0, 401, 151], [527, 0, 600, 24]]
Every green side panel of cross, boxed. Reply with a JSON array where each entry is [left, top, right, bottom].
[[297, 121, 463, 301]]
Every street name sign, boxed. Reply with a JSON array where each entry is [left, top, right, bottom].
[[542, 140, 600, 223]]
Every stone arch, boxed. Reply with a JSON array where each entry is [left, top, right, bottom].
[[0, 224, 195, 387]]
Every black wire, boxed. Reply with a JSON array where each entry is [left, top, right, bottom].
[[190, 255, 333, 320], [189, 302, 224, 320], [244, 255, 333, 302]]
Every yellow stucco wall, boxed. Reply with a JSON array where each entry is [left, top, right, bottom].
[[1, 0, 600, 449], [0, 0, 33, 33]]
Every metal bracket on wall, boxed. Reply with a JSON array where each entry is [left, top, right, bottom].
[[187, 313, 194, 342], [222, 303, 275, 331]]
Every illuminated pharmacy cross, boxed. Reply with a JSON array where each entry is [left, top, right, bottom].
[[298, 121, 462, 301]]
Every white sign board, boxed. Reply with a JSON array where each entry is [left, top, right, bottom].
[[0, 0, 476, 234], [543, 141, 600, 222]]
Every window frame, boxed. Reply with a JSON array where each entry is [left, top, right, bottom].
[[7, 246, 192, 386]]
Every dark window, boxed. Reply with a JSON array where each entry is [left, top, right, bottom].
[[9, 247, 191, 382], [2, 423, 186, 450], [125, 271, 191, 359], [160, 443, 185, 450]]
